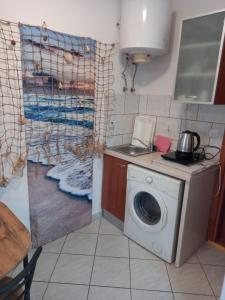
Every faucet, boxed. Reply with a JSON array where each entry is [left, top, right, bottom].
[[132, 137, 153, 151]]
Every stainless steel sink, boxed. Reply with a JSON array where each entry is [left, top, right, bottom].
[[110, 144, 152, 157]]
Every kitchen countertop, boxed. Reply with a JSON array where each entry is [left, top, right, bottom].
[[104, 148, 219, 181]]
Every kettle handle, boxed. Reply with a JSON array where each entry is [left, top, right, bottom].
[[192, 132, 200, 151]]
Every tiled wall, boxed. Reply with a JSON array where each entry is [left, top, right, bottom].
[[107, 94, 225, 150]]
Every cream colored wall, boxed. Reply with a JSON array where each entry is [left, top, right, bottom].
[[1, 0, 120, 43]]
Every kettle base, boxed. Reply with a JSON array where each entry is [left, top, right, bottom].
[[175, 151, 193, 161], [161, 151, 205, 166]]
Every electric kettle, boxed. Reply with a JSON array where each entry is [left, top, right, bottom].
[[176, 130, 200, 159]]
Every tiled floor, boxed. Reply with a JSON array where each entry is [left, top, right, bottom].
[[15, 217, 225, 299]]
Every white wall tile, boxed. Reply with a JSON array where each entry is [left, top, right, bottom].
[[114, 114, 135, 135], [170, 102, 198, 120], [113, 94, 125, 115], [155, 117, 181, 141], [181, 120, 212, 146], [123, 134, 132, 144], [147, 95, 171, 117], [139, 95, 148, 114], [106, 135, 123, 147], [198, 105, 225, 124], [107, 115, 115, 136], [209, 123, 225, 148], [124, 94, 140, 114]]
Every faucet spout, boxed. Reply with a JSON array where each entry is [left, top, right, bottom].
[[132, 137, 151, 149]]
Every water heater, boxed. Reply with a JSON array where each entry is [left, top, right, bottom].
[[120, 0, 172, 63]]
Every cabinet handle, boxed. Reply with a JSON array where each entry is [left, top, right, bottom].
[[119, 164, 126, 168], [185, 95, 197, 99]]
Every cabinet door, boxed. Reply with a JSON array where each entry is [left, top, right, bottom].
[[174, 11, 225, 104], [102, 155, 128, 221]]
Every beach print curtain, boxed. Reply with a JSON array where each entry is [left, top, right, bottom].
[[0, 19, 114, 247]]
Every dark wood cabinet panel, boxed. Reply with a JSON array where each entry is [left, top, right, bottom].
[[102, 154, 128, 221], [208, 132, 225, 246]]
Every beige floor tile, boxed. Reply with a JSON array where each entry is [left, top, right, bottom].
[[77, 218, 101, 234], [31, 282, 48, 299], [34, 253, 59, 282], [99, 218, 122, 235], [62, 233, 98, 255], [129, 240, 160, 260], [174, 293, 216, 300], [88, 286, 131, 300], [203, 265, 225, 297], [91, 256, 130, 288], [42, 236, 66, 253], [44, 283, 88, 300], [51, 254, 94, 284], [197, 244, 225, 266], [167, 263, 213, 295], [130, 259, 171, 291], [96, 235, 129, 257], [132, 289, 173, 300], [186, 254, 199, 264]]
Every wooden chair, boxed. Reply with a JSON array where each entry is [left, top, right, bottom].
[[0, 247, 42, 300]]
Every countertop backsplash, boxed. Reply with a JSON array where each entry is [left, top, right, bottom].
[[106, 94, 225, 151]]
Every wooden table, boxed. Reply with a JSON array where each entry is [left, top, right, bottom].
[[0, 202, 31, 277]]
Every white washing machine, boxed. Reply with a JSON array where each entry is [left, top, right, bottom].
[[124, 164, 184, 263]]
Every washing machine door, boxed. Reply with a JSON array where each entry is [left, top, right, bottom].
[[128, 186, 167, 233]]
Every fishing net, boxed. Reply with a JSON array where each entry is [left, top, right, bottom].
[[0, 20, 26, 187], [0, 20, 115, 189]]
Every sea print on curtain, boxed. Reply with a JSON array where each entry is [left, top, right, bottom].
[[19, 24, 97, 247]]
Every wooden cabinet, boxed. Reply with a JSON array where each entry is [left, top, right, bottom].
[[174, 10, 225, 104], [102, 154, 128, 221]]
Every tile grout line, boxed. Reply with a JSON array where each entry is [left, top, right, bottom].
[[86, 217, 102, 300], [164, 263, 175, 300], [199, 260, 217, 298], [42, 249, 166, 262], [128, 239, 132, 300], [36, 219, 224, 299], [41, 234, 68, 300], [33, 279, 222, 297]]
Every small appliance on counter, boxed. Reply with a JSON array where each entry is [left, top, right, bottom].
[[162, 130, 205, 165]]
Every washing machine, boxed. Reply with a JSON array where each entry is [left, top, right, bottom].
[[124, 164, 184, 263]]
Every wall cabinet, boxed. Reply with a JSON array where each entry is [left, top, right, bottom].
[[174, 10, 225, 104], [102, 154, 128, 221]]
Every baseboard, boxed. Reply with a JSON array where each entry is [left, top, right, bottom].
[[208, 241, 225, 253], [92, 211, 102, 221], [102, 209, 124, 231]]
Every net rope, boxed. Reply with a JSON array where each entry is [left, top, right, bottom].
[[0, 19, 114, 187]]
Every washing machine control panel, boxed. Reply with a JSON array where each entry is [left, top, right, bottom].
[[145, 176, 153, 184]]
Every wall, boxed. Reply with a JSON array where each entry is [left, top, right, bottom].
[[0, 0, 121, 225]]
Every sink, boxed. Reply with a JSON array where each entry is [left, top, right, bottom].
[[110, 144, 152, 157]]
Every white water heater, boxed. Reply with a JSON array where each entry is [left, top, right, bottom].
[[120, 0, 172, 63]]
